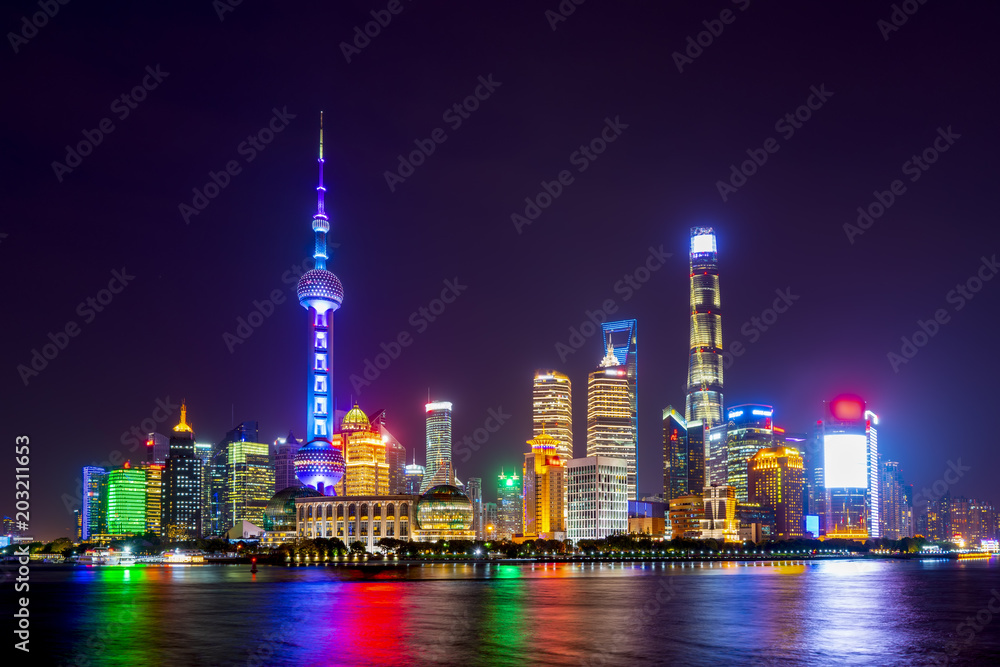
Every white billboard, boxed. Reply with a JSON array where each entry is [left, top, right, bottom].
[[823, 434, 867, 489]]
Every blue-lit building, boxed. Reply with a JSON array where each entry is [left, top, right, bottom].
[[724, 404, 774, 503], [81, 466, 108, 541], [597, 319, 638, 499], [293, 114, 346, 495]]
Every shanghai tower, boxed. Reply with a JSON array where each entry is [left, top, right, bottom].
[[685, 227, 724, 429]]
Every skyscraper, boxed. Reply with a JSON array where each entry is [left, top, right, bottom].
[[701, 484, 739, 543], [522, 432, 566, 540], [81, 466, 107, 541], [226, 437, 274, 529], [567, 456, 628, 542], [371, 410, 407, 494], [685, 227, 724, 429], [587, 339, 636, 500], [146, 432, 169, 464], [533, 370, 573, 461], [139, 461, 163, 537], [866, 410, 880, 539], [404, 463, 425, 495], [294, 112, 346, 496], [497, 470, 522, 539], [602, 320, 638, 495], [162, 402, 202, 540], [340, 405, 389, 496], [881, 461, 905, 540], [106, 464, 146, 535], [467, 477, 484, 539], [748, 446, 804, 539], [725, 405, 774, 503], [421, 401, 453, 493], [272, 432, 302, 493], [663, 406, 705, 501], [483, 502, 498, 540], [821, 396, 869, 540]]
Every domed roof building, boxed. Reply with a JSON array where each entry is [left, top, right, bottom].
[[263, 486, 325, 531], [341, 404, 370, 432], [416, 484, 475, 541]]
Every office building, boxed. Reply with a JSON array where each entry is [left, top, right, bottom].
[[669, 495, 704, 540], [467, 477, 484, 539], [340, 405, 389, 496], [522, 432, 566, 540], [685, 227, 724, 429], [226, 438, 274, 530], [139, 461, 163, 537], [881, 461, 906, 540], [497, 470, 523, 539], [162, 402, 203, 539], [601, 320, 638, 496], [81, 466, 107, 541], [404, 463, 425, 495], [533, 370, 573, 461], [736, 502, 776, 542], [106, 464, 146, 535], [725, 405, 774, 503], [272, 432, 302, 493], [628, 499, 667, 538], [421, 401, 453, 493], [701, 485, 739, 542], [663, 407, 705, 501], [705, 422, 726, 487], [865, 410, 880, 538], [821, 396, 870, 540], [372, 412, 407, 495], [748, 446, 804, 539], [566, 456, 628, 542], [146, 432, 170, 464], [587, 342, 637, 500], [483, 502, 498, 540]]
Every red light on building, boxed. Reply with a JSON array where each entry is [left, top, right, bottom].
[[774, 426, 785, 433], [830, 396, 864, 421]]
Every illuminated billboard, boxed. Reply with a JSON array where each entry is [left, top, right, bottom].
[[823, 434, 867, 488], [804, 515, 819, 537]]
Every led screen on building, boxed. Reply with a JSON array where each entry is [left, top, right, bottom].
[[823, 434, 867, 488], [805, 515, 819, 537]]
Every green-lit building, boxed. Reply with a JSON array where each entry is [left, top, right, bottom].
[[106, 465, 147, 535]]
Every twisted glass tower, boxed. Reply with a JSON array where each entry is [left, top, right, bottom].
[[294, 113, 346, 495], [685, 227, 724, 429]]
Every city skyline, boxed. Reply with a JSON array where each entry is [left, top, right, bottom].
[[4, 4, 999, 542]]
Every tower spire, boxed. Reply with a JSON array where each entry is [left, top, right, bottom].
[[311, 111, 329, 271]]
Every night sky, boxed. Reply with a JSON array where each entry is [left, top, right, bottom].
[[4, 1, 999, 540]]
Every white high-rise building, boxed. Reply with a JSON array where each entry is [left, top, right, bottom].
[[566, 456, 628, 542], [586, 344, 636, 501], [420, 401, 453, 493]]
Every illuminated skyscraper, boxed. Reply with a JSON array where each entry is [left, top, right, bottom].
[[146, 432, 169, 464], [748, 446, 804, 539], [341, 405, 390, 496], [404, 463, 425, 495], [106, 464, 146, 535], [139, 461, 163, 537], [522, 432, 566, 539], [421, 401, 453, 493], [81, 466, 107, 541], [162, 402, 203, 539], [685, 227, 723, 429], [567, 456, 628, 541], [272, 432, 302, 493], [226, 437, 274, 529], [866, 410, 880, 539], [725, 405, 774, 503], [294, 112, 346, 496], [821, 396, 869, 540], [881, 461, 905, 540], [701, 484, 739, 542], [663, 406, 704, 501], [483, 502, 498, 539], [587, 341, 636, 500], [533, 370, 573, 461], [497, 470, 522, 539], [371, 410, 407, 494]]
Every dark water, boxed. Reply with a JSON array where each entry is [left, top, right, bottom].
[[15, 558, 1000, 666]]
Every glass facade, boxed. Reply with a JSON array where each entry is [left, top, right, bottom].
[[162, 404, 202, 540], [587, 360, 635, 501], [497, 471, 522, 539], [226, 439, 274, 529], [725, 405, 774, 503], [106, 466, 146, 535], [421, 402, 453, 493], [533, 370, 573, 462], [748, 446, 804, 538], [81, 466, 107, 541], [685, 227, 724, 429]]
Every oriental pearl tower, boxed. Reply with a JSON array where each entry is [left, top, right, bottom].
[[293, 113, 346, 496]]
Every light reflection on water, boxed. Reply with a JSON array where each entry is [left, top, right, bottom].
[[24, 558, 1000, 666]]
